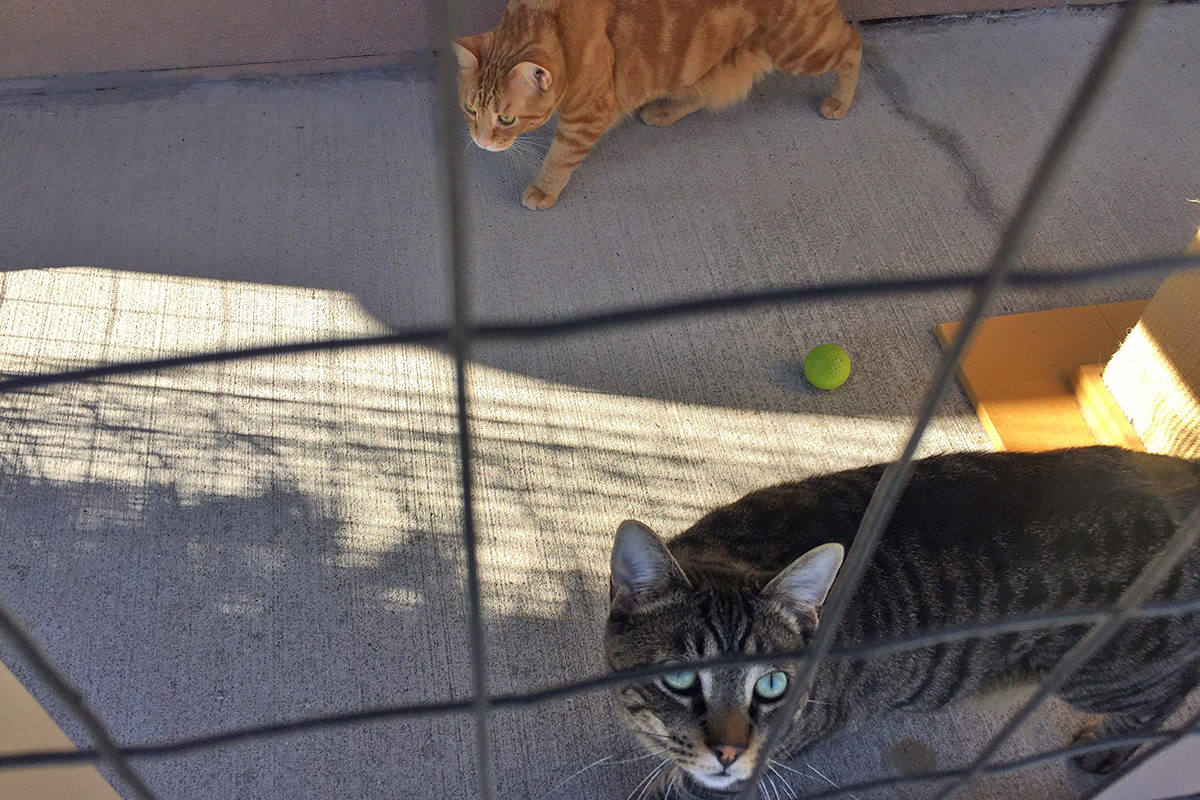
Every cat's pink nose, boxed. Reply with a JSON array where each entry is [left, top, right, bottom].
[[713, 744, 744, 767]]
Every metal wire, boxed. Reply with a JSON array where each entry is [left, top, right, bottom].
[[736, 1, 1156, 796], [5, 593, 1199, 772], [429, 0, 496, 793], [4, 715, 1198, 800], [0, 251, 1196, 397], [772, 720, 1200, 800], [0, 0, 1196, 798], [935, 502, 1200, 800], [1081, 703, 1200, 800], [2, 702, 1196, 800]]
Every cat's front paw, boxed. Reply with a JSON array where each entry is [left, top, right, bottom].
[[522, 184, 559, 210], [1071, 724, 1134, 775], [819, 97, 850, 120]]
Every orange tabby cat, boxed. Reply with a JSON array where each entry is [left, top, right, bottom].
[[455, 0, 861, 210]]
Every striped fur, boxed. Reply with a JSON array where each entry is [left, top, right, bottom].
[[605, 447, 1200, 795], [455, 0, 861, 209]]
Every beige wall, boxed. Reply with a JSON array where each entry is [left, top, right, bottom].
[[2, 0, 1117, 86], [0, 0, 494, 81], [848, 0, 1117, 18]]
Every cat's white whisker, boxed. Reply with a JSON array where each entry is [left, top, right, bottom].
[[623, 770, 653, 800], [664, 770, 682, 800], [504, 145, 542, 177], [767, 764, 800, 799], [763, 773, 783, 800], [514, 135, 549, 151], [805, 763, 860, 800], [507, 141, 548, 171], [541, 744, 665, 800], [535, 755, 614, 800], [641, 762, 671, 800], [626, 758, 669, 800], [766, 761, 819, 782]]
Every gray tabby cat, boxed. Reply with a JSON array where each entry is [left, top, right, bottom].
[[605, 446, 1200, 797]]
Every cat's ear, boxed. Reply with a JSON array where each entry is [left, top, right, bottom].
[[453, 34, 488, 70], [610, 520, 691, 608], [762, 543, 844, 621], [507, 60, 553, 94]]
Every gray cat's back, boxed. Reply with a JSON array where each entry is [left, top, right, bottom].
[[668, 447, 1200, 589]]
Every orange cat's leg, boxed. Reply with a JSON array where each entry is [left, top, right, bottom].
[[640, 49, 773, 127], [819, 29, 861, 120], [773, 17, 862, 120], [523, 114, 612, 210]]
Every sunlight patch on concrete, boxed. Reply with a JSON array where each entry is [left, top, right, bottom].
[[0, 266, 961, 620]]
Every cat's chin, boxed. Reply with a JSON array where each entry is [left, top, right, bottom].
[[671, 771, 751, 800], [472, 139, 512, 152], [686, 770, 745, 793]]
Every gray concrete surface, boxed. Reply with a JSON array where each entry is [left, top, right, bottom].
[[0, 4, 1198, 799]]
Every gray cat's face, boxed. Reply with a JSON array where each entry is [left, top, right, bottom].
[[604, 521, 843, 793], [606, 592, 809, 790]]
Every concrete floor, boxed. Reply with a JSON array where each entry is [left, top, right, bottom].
[[1, 4, 1198, 799]]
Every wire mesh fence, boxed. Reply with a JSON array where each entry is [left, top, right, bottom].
[[1, 0, 1199, 798]]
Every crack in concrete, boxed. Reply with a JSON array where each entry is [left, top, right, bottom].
[[864, 45, 1006, 228]]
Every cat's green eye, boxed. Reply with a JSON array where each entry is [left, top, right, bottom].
[[661, 669, 698, 693], [754, 671, 789, 701], [497, 113, 516, 125], [464, 103, 477, 115]]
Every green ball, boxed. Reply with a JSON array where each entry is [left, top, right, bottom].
[[803, 344, 851, 390]]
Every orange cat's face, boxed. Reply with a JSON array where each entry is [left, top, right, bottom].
[[454, 34, 558, 152]]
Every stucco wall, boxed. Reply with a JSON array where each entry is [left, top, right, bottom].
[[1, 0, 450, 81], [2, 0, 1116, 84]]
